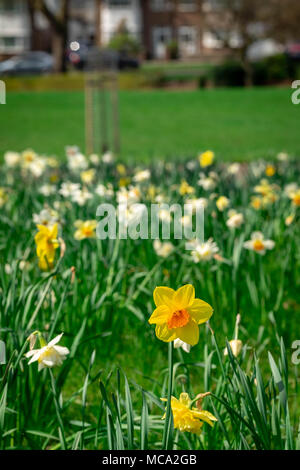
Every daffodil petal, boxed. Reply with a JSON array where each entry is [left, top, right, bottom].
[[149, 305, 170, 325], [153, 286, 175, 308], [155, 323, 177, 342], [177, 320, 199, 346], [173, 284, 195, 309], [48, 333, 64, 347], [193, 409, 218, 426], [188, 299, 213, 324]]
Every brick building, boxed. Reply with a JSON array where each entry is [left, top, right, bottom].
[[0, 0, 228, 61]]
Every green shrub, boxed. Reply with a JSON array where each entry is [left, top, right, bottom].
[[253, 54, 290, 85], [166, 40, 179, 60], [212, 61, 246, 87], [108, 33, 141, 56]]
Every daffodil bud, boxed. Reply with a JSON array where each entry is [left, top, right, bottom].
[[224, 339, 243, 357]]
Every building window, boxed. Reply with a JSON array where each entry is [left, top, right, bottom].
[[0, 36, 26, 53], [178, 26, 197, 56], [0, 0, 22, 12], [151, 0, 173, 12], [152, 26, 172, 58], [178, 0, 197, 12], [108, 0, 131, 6], [203, 0, 222, 12]]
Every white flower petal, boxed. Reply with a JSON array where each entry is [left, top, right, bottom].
[[48, 333, 64, 347]]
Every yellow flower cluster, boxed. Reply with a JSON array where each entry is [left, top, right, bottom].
[[162, 393, 217, 435]]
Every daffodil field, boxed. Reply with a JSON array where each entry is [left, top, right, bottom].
[[0, 148, 299, 451]]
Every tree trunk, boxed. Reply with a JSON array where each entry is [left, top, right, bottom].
[[27, 0, 39, 50], [240, 48, 253, 87], [52, 27, 68, 73], [36, 0, 70, 73], [95, 0, 102, 47]]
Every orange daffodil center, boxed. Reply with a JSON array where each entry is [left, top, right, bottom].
[[253, 239, 265, 251], [149, 284, 213, 346], [167, 309, 190, 329]]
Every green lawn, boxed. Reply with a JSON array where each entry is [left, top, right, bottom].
[[0, 87, 299, 161]]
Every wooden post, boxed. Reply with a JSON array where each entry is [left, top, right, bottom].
[[84, 59, 120, 157], [85, 75, 94, 156]]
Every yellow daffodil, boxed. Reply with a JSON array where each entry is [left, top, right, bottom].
[[199, 150, 214, 168], [149, 284, 213, 346], [80, 168, 95, 184], [290, 189, 300, 207], [254, 180, 278, 204], [216, 196, 230, 211], [0, 187, 8, 207], [179, 180, 195, 196], [161, 392, 217, 435], [34, 223, 59, 270], [285, 214, 295, 226], [116, 163, 126, 175], [251, 196, 262, 210], [119, 177, 131, 187], [265, 164, 276, 177], [74, 220, 97, 240]]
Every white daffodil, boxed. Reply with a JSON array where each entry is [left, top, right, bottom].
[[277, 152, 289, 162], [133, 169, 151, 183], [39, 184, 57, 197], [197, 172, 218, 191], [227, 163, 241, 175], [226, 210, 244, 228], [71, 187, 93, 206], [25, 333, 69, 371], [95, 183, 114, 198], [27, 157, 47, 178], [33, 207, 59, 228], [21, 149, 37, 168], [65, 145, 80, 157], [117, 186, 141, 205], [284, 183, 298, 198], [243, 231, 275, 255], [188, 238, 219, 263], [153, 240, 175, 258], [89, 153, 100, 165], [67, 152, 88, 172], [4, 151, 20, 167], [59, 182, 81, 198], [102, 151, 114, 164]]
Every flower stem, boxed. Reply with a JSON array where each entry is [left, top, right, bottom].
[[49, 369, 67, 450], [162, 341, 174, 450]]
